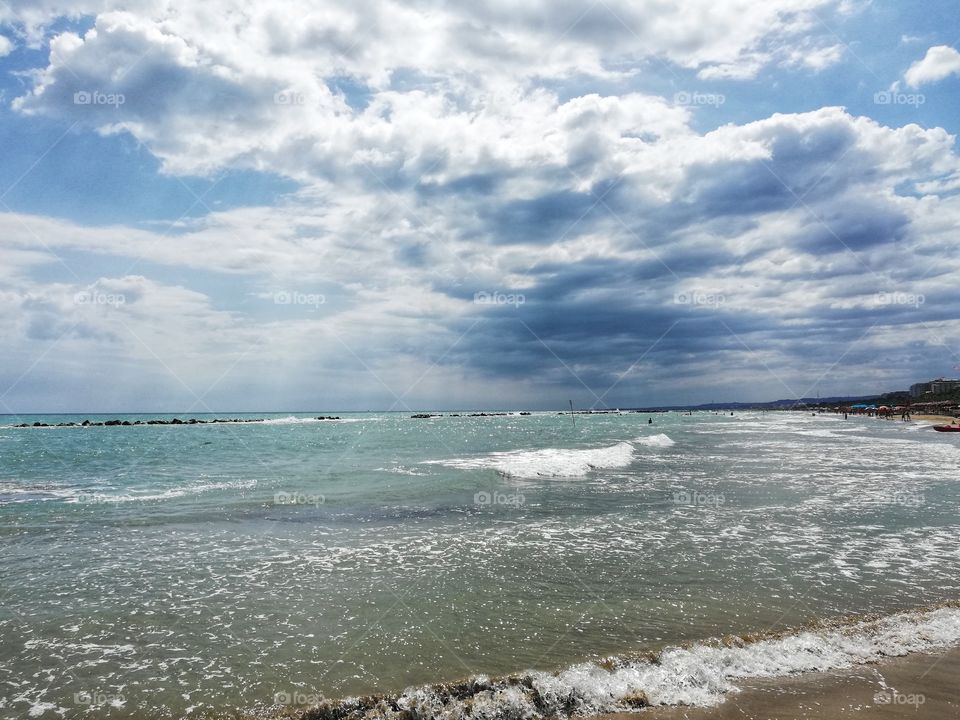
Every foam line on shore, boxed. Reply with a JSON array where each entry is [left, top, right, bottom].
[[273, 604, 960, 720]]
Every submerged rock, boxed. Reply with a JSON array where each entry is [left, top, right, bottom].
[[621, 691, 649, 708]]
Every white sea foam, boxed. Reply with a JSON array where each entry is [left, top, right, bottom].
[[117, 479, 258, 502], [0, 478, 258, 504], [534, 608, 960, 710], [0, 482, 81, 504], [633, 433, 675, 447], [323, 606, 960, 720], [374, 466, 428, 476], [429, 441, 635, 478], [23, 639, 136, 656], [259, 415, 322, 425], [258, 416, 365, 425], [26, 701, 62, 718]]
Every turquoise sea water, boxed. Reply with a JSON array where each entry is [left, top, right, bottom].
[[1, 410, 959, 718]]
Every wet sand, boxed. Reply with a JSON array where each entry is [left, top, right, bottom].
[[911, 414, 959, 426], [600, 647, 960, 720]]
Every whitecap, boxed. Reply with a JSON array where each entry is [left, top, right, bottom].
[[374, 466, 427, 476], [633, 433, 675, 447], [427, 442, 635, 478], [258, 416, 365, 425]]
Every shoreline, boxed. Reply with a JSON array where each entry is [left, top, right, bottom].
[[609, 646, 960, 720], [8, 410, 959, 720], [254, 604, 960, 720], [910, 414, 960, 426]]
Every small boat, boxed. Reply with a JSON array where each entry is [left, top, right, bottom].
[[932, 425, 960, 432]]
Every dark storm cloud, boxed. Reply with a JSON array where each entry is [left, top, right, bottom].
[[793, 200, 911, 253], [418, 173, 503, 197], [441, 291, 774, 386], [482, 189, 608, 245]]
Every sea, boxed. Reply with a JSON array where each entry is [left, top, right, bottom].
[[1, 410, 959, 719]]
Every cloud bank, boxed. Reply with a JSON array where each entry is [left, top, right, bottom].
[[1, 0, 959, 411]]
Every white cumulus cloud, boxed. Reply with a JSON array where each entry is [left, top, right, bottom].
[[905, 45, 960, 87]]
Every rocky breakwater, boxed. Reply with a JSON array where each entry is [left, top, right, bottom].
[[15, 416, 342, 428]]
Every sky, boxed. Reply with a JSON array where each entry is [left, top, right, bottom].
[[1, 0, 960, 412]]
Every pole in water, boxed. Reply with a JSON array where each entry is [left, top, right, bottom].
[[569, 400, 576, 428]]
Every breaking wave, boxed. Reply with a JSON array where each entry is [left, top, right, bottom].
[[0, 479, 257, 505], [428, 442, 636, 478], [633, 433, 675, 447], [278, 605, 960, 720], [259, 416, 365, 425]]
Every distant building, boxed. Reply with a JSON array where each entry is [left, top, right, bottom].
[[930, 378, 960, 394], [911, 378, 960, 397], [910, 382, 932, 398]]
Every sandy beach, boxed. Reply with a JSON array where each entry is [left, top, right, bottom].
[[910, 414, 960, 426], [601, 647, 960, 720]]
